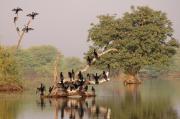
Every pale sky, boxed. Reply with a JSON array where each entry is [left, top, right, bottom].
[[0, 0, 180, 58]]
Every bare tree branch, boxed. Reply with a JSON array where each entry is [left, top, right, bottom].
[[53, 52, 61, 86], [16, 19, 32, 50], [78, 48, 118, 74]]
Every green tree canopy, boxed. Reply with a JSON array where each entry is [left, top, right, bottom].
[[85, 6, 179, 76]]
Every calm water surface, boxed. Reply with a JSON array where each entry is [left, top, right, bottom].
[[0, 79, 180, 119]]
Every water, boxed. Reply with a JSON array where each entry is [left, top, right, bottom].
[[0, 79, 180, 119]]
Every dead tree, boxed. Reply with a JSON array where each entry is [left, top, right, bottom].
[[12, 7, 39, 50]]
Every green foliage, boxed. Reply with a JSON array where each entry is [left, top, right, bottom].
[[62, 57, 85, 72], [86, 6, 179, 75], [15, 45, 84, 79], [0, 46, 20, 84], [15, 45, 60, 78]]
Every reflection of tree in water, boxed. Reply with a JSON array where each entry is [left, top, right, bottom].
[[0, 96, 21, 119], [37, 97, 111, 119], [111, 84, 178, 119]]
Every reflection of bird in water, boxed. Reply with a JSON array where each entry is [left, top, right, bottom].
[[87, 56, 92, 65], [22, 26, 34, 33], [12, 7, 23, 14], [27, 12, 39, 19], [36, 98, 46, 111], [45, 98, 111, 119], [93, 49, 99, 59]]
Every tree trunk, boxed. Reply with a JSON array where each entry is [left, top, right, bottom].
[[123, 73, 141, 85]]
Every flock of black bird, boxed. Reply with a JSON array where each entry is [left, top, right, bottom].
[[37, 50, 110, 96], [12, 7, 38, 34], [86, 49, 99, 66], [11, 7, 109, 96]]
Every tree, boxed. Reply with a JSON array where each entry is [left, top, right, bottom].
[[0, 46, 20, 84], [63, 57, 85, 72], [85, 6, 179, 83], [15, 45, 61, 78]]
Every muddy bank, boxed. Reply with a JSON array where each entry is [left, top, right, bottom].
[[0, 84, 23, 92]]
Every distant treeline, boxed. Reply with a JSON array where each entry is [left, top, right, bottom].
[[15, 45, 85, 79], [1, 45, 180, 85], [0, 45, 85, 84]]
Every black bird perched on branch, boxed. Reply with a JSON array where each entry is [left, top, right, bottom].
[[49, 86, 53, 94], [16, 27, 20, 32], [68, 72, 72, 81], [22, 26, 34, 33], [102, 71, 108, 81], [93, 73, 101, 84], [36, 83, 46, 96], [87, 73, 91, 80], [60, 72, 64, 83], [27, 12, 39, 20], [107, 64, 110, 72], [13, 16, 18, 24], [71, 69, 75, 80], [12, 7, 23, 14], [84, 85, 88, 92], [91, 86, 95, 92], [78, 71, 84, 81], [87, 56, 92, 65], [93, 49, 99, 59]]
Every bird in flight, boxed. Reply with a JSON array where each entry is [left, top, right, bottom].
[[27, 12, 39, 20], [12, 7, 23, 15]]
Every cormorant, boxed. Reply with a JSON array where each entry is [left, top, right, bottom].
[[16, 27, 20, 32], [60, 72, 64, 83], [78, 71, 84, 81], [13, 16, 18, 23], [22, 26, 34, 33], [37, 83, 46, 96], [87, 73, 91, 80], [12, 7, 23, 14], [102, 71, 108, 81], [71, 69, 75, 80], [93, 73, 101, 84], [84, 85, 88, 91], [87, 56, 92, 65], [107, 64, 110, 72], [68, 72, 72, 81], [91, 86, 95, 92], [93, 49, 99, 59], [49, 86, 53, 94], [27, 12, 39, 19]]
